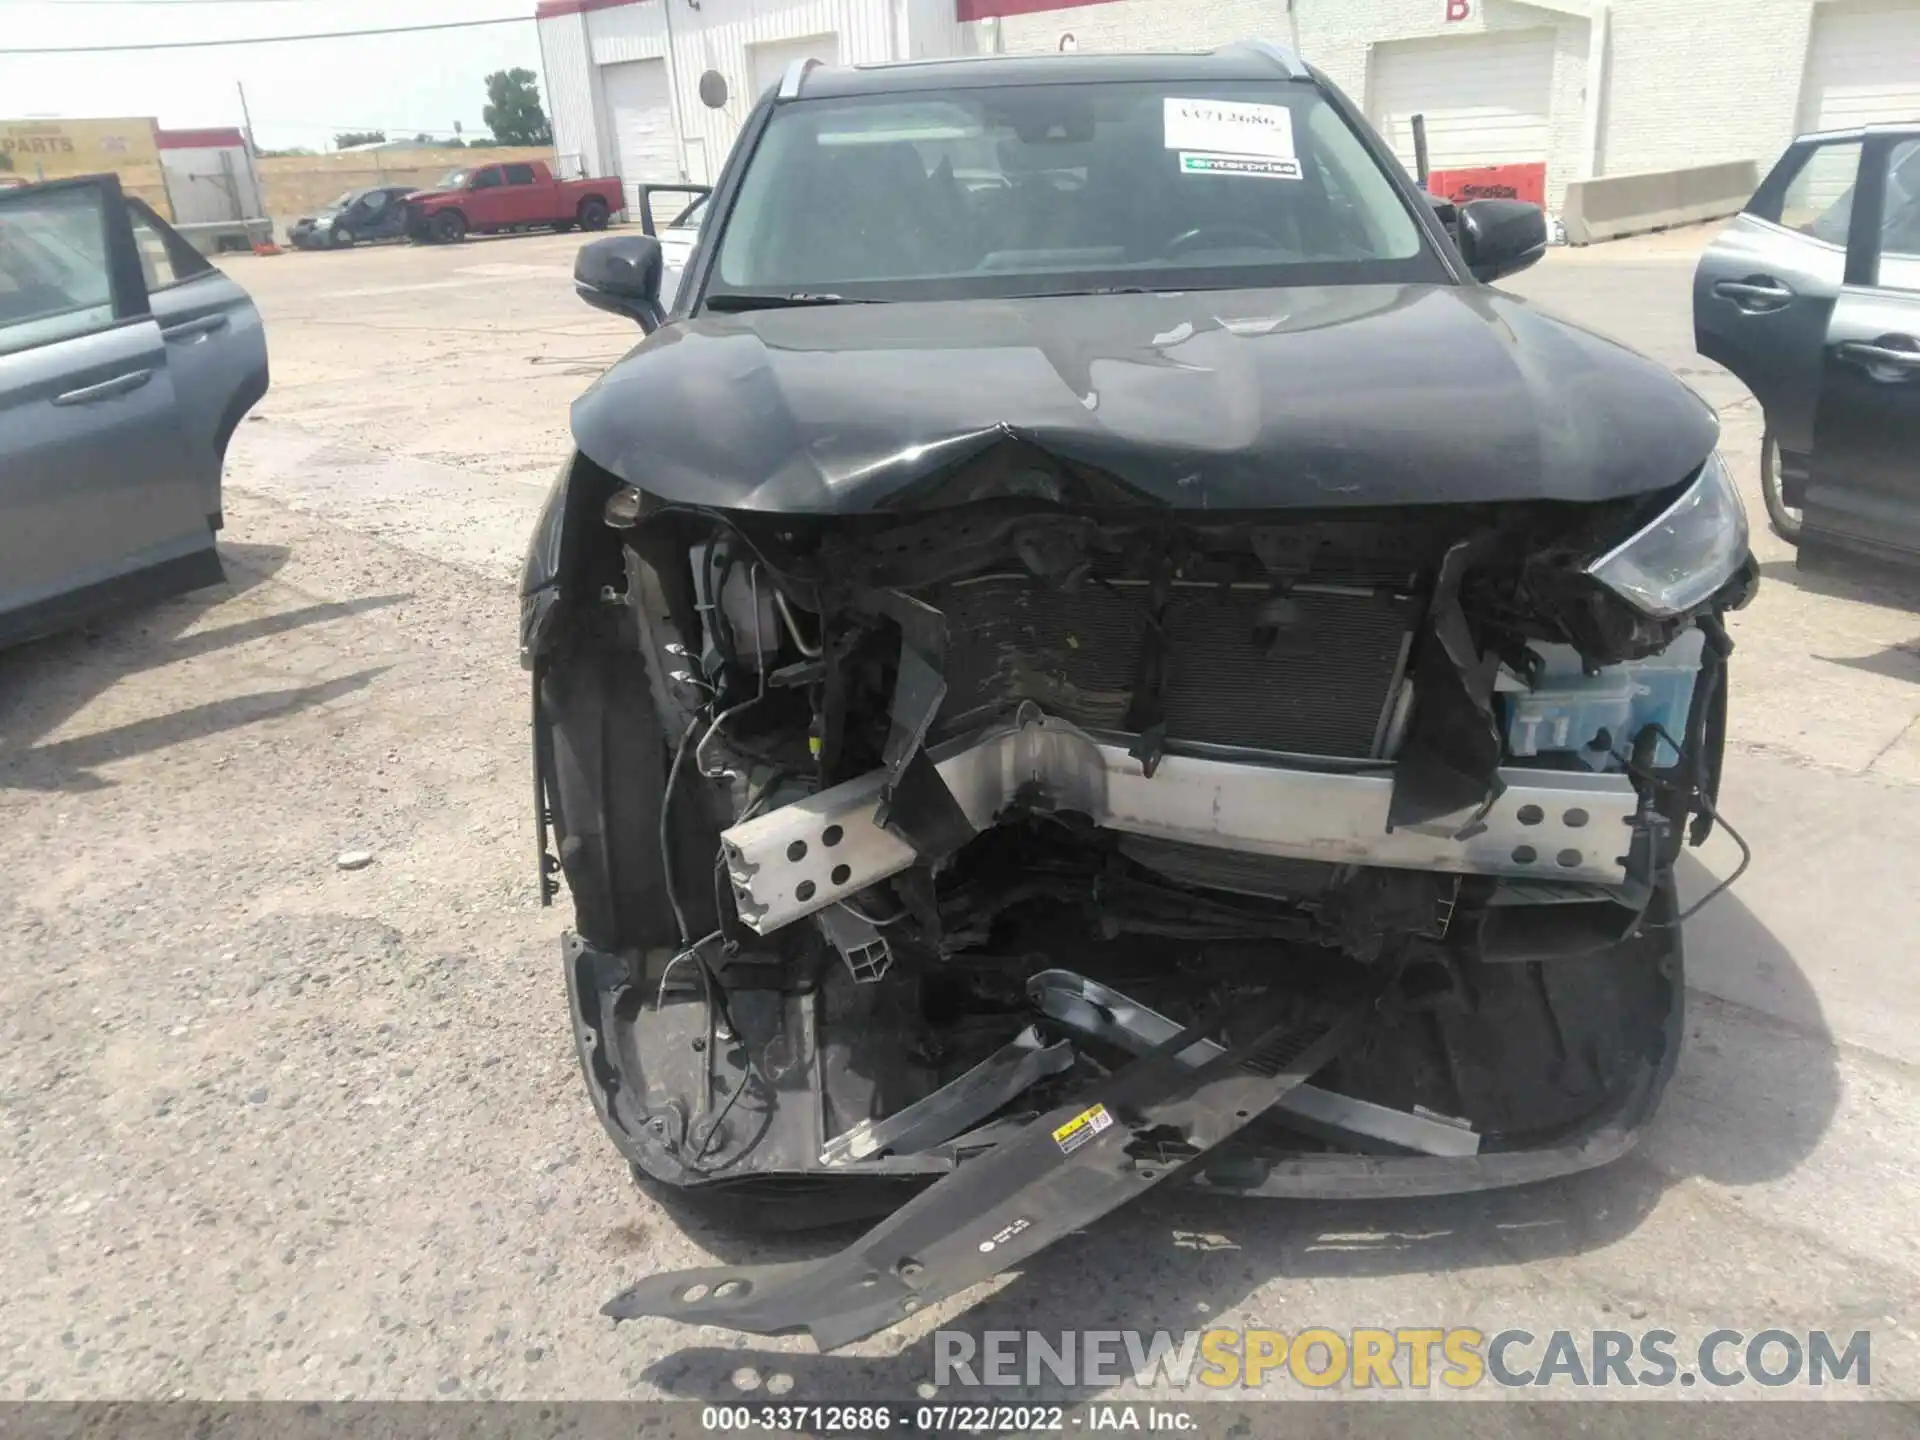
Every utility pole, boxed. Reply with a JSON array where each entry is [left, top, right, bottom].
[[235, 80, 265, 221]]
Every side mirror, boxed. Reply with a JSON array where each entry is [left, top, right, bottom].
[[575, 234, 666, 330], [1456, 198, 1548, 283]]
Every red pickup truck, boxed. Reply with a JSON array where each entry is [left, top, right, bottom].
[[405, 159, 623, 243]]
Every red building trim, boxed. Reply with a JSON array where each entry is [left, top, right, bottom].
[[955, 0, 1119, 20], [534, 0, 647, 19], [156, 127, 247, 150], [536, 0, 1116, 28], [1426, 163, 1547, 209]]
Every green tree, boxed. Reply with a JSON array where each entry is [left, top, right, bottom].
[[333, 130, 386, 149], [482, 69, 552, 147]]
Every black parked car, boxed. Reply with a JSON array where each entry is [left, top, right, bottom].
[[524, 44, 1757, 1349], [287, 185, 415, 249]]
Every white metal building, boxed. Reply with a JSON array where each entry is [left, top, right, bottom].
[[156, 127, 265, 226], [535, 0, 975, 210], [536, 0, 1920, 216]]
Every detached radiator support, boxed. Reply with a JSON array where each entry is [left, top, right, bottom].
[[722, 707, 1638, 935]]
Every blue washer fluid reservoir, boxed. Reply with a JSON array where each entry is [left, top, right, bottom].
[[1496, 627, 1706, 770]]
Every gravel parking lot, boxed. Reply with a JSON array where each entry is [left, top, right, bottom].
[[4, 227, 1919, 1404]]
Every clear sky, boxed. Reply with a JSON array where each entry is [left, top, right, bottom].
[[0, 0, 549, 151]]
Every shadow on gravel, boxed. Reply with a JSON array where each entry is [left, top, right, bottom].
[[0, 667, 388, 792], [1819, 641, 1920, 685], [1757, 555, 1920, 613], [1751, 551, 1920, 680], [0, 540, 406, 792], [629, 874, 1840, 1404]]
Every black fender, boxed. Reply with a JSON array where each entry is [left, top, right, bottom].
[[523, 452, 722, 947], [520, 449, 626, 665]]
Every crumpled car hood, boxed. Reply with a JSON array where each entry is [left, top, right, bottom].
[[570, 283, 1718, 513]]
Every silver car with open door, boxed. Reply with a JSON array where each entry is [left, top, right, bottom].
[[0, 174, 269, 648], [1696, 124, 1920, 562]]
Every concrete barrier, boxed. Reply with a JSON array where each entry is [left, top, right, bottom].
[[1561, 159, 1760, 246]]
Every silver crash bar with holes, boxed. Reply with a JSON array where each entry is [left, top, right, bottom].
[[1028, 969, 1479, 1158], [722, 709, 1637, 935]]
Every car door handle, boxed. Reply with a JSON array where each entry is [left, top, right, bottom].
[[1714, 279, 1794, 311], [51, 368, 155, 406], [161, 313, 229, 343], [1837, 340, 1920, 375]]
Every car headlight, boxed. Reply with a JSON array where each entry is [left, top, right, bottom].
[[1586, 451, 1749, 618]]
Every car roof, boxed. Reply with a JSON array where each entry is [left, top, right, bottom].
[[783, 41, 1309, 102], [1795, 121, 1920, 144]]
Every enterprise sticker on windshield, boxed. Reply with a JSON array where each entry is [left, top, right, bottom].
[[1164, 98, 1297, 160], [1052, 1103, 1114, 1155], [1179, 152, 1303, 180]]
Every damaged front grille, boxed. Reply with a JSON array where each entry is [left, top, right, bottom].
[[933, 574, 1417, 758], [607, 490, 1721, 954]]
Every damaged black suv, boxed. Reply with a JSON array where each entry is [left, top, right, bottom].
[[522, 43, 1756, 1348]]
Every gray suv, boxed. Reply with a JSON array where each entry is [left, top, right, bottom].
[[1696, 124, 1920, 560]]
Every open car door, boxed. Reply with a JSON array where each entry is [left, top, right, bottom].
[[0, 176, 259, 648], [1805, 131, 1920, 570], [126, 198, 269, 531], [1694, 134, 1863, 465]]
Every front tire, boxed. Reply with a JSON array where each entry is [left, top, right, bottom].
[[538, 636, 684, 954], [331, 225, 355, 249], [1761, 430, 1803, 544], [577, 196, 610, 232], [432, 209, 468, 244]]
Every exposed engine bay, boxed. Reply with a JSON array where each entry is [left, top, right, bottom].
[[529, 448, 1753, 1344]]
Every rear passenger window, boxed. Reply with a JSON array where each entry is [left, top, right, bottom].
[[127, 201, 213, 293], [504, 164, 537, 185], [1752, 139, 1863, 246], [0, 185, 119, 355], [1875, 138, 1920, 292]]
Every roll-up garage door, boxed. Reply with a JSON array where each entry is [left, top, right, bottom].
[[1798, 0, 1920, 133], [1367, 29, 1556, 178], [603, 57, 676, 215]]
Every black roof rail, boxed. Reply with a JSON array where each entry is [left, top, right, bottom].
[[1211, 38, 1308, 79]]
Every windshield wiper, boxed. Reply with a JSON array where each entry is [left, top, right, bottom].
[[705, 291, 879, 312], [1011, 284, 1159, 299]]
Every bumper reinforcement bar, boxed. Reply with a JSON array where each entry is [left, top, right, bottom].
[[820, 1023, 1075, 1166], [603, 984, 1381, 1349], [1028, 969, 1479, 1158], [722, 709, 1637, 935]]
